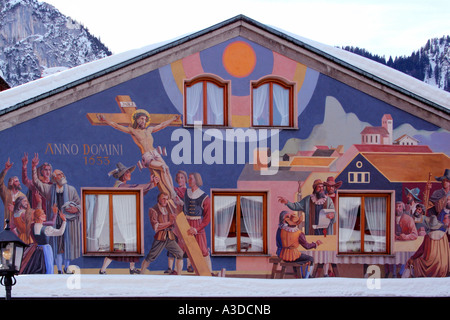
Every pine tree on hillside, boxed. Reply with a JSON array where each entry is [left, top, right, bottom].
[[341, 35, 449, 92]]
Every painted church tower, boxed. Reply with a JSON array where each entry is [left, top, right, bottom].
[[360, 114, 393, 145], [381, 114, 393, 144]]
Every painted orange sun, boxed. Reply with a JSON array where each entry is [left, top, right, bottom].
[[222, 41, 256, 78]]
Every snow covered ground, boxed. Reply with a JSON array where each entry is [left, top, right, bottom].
[[3, 274, 448, 317], [8, 273, 450, 298]]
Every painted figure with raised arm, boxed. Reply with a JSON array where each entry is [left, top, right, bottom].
[[31, 153, 81, 274]]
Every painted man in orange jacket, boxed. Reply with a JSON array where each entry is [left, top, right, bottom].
[[276, 210, 322, 264]]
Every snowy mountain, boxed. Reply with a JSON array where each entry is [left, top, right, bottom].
[[343, 35, 450, 92], [0, 0, 111, 87], [421, 36, 450, 91]]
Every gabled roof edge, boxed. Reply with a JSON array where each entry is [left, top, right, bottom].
[[0, 15, 245, 116], [1, 14, 448, 117], [237, 15, 449, 115]]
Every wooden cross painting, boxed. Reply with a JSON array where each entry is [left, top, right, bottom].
[[86, 95, 182, 127], [175, 212, 212, 276], [86, 95, 181, 197], [86, 95, 211, 276]]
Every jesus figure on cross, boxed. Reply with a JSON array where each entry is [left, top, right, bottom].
[[97, 110, 181, 204]]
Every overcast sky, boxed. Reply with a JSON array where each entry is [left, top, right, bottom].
[[44, 0, 449, 58]]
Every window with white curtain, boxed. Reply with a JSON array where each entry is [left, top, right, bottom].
[[338, 193, 391, 255], [252, 78, 294, 127], [184, 76, 228, 126], [82, 188, 144, 256], [212, 191, 267, 255]]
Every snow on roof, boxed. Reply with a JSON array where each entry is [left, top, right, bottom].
[[268, 24, 450, 112], [0, 15, 449, 115], [0, 39, 171, 113]]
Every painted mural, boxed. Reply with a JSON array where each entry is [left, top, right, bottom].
[[0, 35, 449, 279]]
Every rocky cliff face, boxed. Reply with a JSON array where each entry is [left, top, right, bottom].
[[0, 0, 111, 87]]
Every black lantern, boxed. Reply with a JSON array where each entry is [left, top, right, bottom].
[[0, 220, 27, 300]]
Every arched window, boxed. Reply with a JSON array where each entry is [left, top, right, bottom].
[[251, 77, 295, 127], [184, 76, 229, 126]]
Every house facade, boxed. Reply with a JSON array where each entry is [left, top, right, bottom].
[[0, 15, 449, 279]]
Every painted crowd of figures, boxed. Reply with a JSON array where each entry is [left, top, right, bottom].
[[0, 151, 212, 276], [1, 104, 449, 278], [2, 147, 450, 278], [275, 169, 450, 278], [401, 171, 450, 277], [1, 153, 81, 274]]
